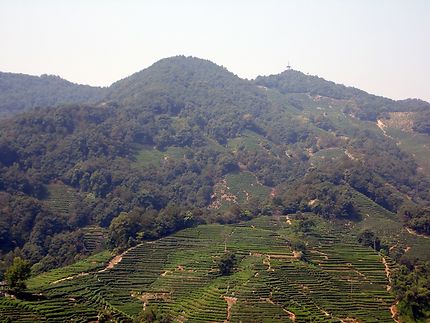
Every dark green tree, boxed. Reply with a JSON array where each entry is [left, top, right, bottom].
[[5, 257, 31, 292], [218, 252, 237, 276], [138, 305, 171, 322], [357, 229, 381, 251], [298, 218, 315, 233], [392, 261, 430, 320]]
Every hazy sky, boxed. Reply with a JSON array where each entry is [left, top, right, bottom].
[[1, 0, 429, 101]]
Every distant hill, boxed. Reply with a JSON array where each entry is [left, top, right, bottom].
[[255, 69, 430, 121], [0, 72, 106, 118]]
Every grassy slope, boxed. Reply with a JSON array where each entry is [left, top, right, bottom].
[[1, 216, 395, 322]]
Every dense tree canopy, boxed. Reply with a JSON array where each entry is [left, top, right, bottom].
[[392, 260, 430, 320]]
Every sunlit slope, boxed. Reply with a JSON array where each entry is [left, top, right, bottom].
[[1, 216, 395, 322]]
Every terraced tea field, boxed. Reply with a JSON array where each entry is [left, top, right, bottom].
[[0, 216, 396, 322], [134, 145, 187, 168], [43, 182, 80, 215], [352, 190, 430, 261], [210, 171, 271, 209], [82, 226, 108, 253]]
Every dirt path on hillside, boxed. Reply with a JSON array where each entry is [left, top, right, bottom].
[[381, 256, 392, 292], [390, 301, 400, 323], [262, 296, 296, 322], [133, 292, 171, 311], [51, 272, 89, 284], [405, 227, 430, 239], [283, 308, 296, 322], [263, 255, 272, 271], [381, 256, 401, 322], [97, 254, 122, 273], [376, 120, 394, 139], [223, 296, 237, 322], [51, 244, 142, 285]]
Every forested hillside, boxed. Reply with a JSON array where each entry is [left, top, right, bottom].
[[1, 56, 429, 321], [0, 72, 106, 118]]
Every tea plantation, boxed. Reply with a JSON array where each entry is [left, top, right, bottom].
[[0, 215, 396, 322]]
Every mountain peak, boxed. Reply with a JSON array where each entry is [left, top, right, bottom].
[[107, 56, 248, 106], [111, 55, 233, 86]]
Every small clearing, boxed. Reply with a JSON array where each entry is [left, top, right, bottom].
[[161, 270, 172, 277], [308, 199, 319, 207], [292, 251, 303, 259], [209, 179, 237, 209], [270, 188, 277, 198], [133, 292, 171, 311]]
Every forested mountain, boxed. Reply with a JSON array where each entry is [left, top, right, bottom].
[[0, 72, 106, 118], [1, 56, 430, 321], [255, 69, 430, 121]]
